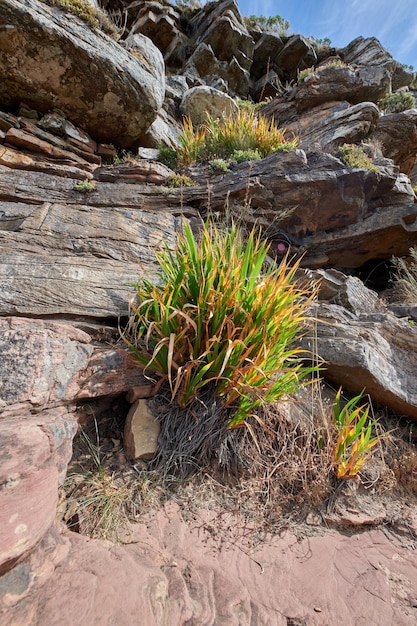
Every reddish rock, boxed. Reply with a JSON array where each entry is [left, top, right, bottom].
[[0, 317, 92, 416], [0, 409, 76, 573], [4, 511, 417, 625]]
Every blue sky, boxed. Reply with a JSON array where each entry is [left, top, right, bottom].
[[237, 0, 417, 68]]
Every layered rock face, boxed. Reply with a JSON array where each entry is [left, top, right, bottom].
[[1, 0, 417, 623]]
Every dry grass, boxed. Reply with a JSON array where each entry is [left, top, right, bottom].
[[392, 247, 417, 303]]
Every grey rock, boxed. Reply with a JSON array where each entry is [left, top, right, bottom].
[[0, 0, 165, 147]]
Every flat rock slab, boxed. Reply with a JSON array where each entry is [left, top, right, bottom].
[[8, 508, 417, 625], [0, 317, 147, 416], [302, 304, 417, 419], [0, 166, 181, 318]]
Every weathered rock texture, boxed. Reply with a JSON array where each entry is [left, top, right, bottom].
[[2, 0, 417, 622], [4, 508, 417, 625], [0, 0, 165, 147]]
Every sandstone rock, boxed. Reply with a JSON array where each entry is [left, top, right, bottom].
[[185, 41, 251, 97], [126, 385, 155, 403], [0, 522, 70, 620], [302, 303, 417, 419], [0, 410, 76, 572], [370, 109, 417, 175], [128, 0, 182, 59], [251, 32, 285, 81], [124, 399, 160, 461], [8, 516, 417, 625], [0, 145, 94, 179], [313, 270, 380, 314], [192, 0, 253, 72], [0, 317, 92, 416], [75, 345, 148, 401], [5, 128, 97, 172], [38, 111, 98, 154], [392, 63, 415, 90], [294, 64, 391, 109], [283, 101, 379, 151], [180, 86, 238, 126], [341, 36, 396, 72], [0, 0, 165, 147], [138, 106, 182, 149], [0, 167, 182, 317], [93, 160, 173, 184], [274, 34, 317, 82], [187, 0, 253, 97]]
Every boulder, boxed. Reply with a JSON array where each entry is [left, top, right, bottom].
[[341, 36, 396, 72], [0, 0, 165, 147], [123, 399, 160, 461], [302, 303, 417, 419], [370, 109, 417, 175], [180, 86, 238, 126], [283, 101, 380, 151], [0, 166, 183, 318], [0, 410, 76, 573], [294, 64, 391, 109]]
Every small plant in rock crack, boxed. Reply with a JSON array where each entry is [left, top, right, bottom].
[[168, 110, 298, 167], [74, 178, 96, 193], [337, 144, 379, 173], [124, 219, 318, 430], [378, 90, 416, 114], [333, 388, 380, 479]]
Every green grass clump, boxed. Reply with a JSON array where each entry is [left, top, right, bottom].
[[74, 178, 95, 193], [164, 173, 196, 188], [40, 0, 119, 36], [125, 220, 318, 428], [172, 110, 297, 167], [297, 68, 314, 84], [232, 148, 262, 163], [378, 91, 416, 114], [244, 14, 290, 35], [338, 144, 379, 173]]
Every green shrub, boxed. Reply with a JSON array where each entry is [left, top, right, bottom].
[[175, 110, 297, 166], [337, 144, 379, 173], [39, 0, 118, 36], [232, 148, 262, 163], [164, 173, 196, 188], [244, 14, 290, 35], [208, 158, 230, 173], [378, 91, 416, 114], [126, 220, 318, 429], [157, 145, 178, 170], [74, 178, 95, 193]]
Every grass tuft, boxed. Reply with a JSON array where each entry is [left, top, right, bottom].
[[163, 110, 298, 167], [338, 144, 379, 173], [124, 219, 318, 432]]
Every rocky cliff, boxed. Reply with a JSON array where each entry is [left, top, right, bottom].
[[1, 1, 417, 624]]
